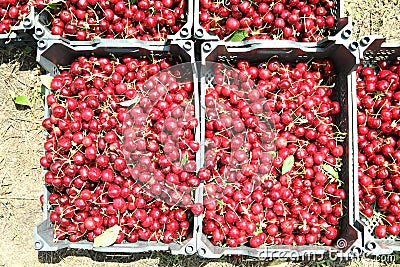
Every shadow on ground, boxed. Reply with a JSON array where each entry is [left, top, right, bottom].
[[37, 249, 395, 267], [37, 249, 235, 266]]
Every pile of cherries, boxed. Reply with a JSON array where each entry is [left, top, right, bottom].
[[198, 59, 346, 247], [0, 0, 32, 33], [40, 54, 195, 243], [35, 0, 188, 40], [40, 53, 348, 248], [199, 0, 337, 42], [122, 65, 200, 206], [356, 60, 400, 238]]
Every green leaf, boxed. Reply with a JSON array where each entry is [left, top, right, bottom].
[[227, 29, 249, 42], [321, 164, 339, 180], [47, 2, 62, 9], [216, 199, 224, 207], [93, 225, 121, 248], [40, 75, 53, 89], [181, 152, 188, 166], [149, 7, 156, 15], [14, 95, 31, 107], [253, 228, 263, 236], [253, 223, 263, 236], [119, 95, 140, 107], [281, 155, 294, 174], [46, 0, 64, 9], [23, 46, 32, 55], [41, 85, 46, 96], [48, 0, 64, 4]]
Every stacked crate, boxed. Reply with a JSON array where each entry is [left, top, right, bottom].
[[353, 36, 400, 256]]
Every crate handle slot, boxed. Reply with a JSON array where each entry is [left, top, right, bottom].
[[257, 50, 293, 55], [104, 49, 140, 53]]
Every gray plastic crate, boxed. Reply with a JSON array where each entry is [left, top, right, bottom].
[[195, 40, 363, 259], [35, 187, 200, 254], [36, 39, 194, 74], [193, 0, 352, 44], [34, 1, 192, 42], [0, 6, 34, 40], [354, 35, 400, 256], [34, 40, 200, 255]]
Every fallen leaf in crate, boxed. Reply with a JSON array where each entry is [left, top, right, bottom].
[[93, 225, 121, 248], [226, 29, 249, 42], [321, 164, 339, 180], [118, 95, 140, 107], [282, 155, 294, 174]]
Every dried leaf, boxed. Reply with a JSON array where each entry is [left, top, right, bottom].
[[40, 75, 53, 89], [93, 225, 121, 248], [119, 95, 140, 107], [9, 90, 15, 100]]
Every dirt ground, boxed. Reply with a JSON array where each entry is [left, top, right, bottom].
[[345, 0, 400, 42], [0, 1, 399, 266]]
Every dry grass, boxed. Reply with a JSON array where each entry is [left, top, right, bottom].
[[0, 1, 399, 266], [0, 46, 44, 267], [345, 0, 400, 42]]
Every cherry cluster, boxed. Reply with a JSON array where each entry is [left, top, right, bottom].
[[0, 0, 32, 33], [36, 0, 188, 40], [40, 54, 194, 243], [356, 60, 400, 238], [199, 0, 337, 42], [198, 59, 346, 247], [122, 66, 200, 206]]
